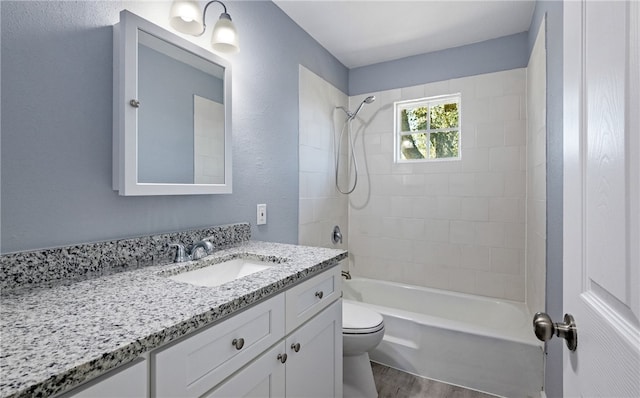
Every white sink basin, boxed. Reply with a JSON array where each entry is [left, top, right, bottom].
[[168, 258, 275, 287]]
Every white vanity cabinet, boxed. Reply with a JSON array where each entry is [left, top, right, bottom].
[[58, 267, 341, 398], [206, 300, 342, 398], [154, 266, 341, 398]]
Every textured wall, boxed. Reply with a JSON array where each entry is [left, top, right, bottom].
[[298, 66, 349, 251], [349, 32, 529, 96], [0, 1, 348, 253], [347, 69, 528, 301]]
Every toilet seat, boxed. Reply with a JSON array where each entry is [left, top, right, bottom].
[[343, 301, 384, 335]]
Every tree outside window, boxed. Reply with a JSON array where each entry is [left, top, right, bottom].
[[395, 94, 461, 162]]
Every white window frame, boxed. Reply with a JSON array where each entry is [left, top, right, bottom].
[[393, 93, 462, 163]]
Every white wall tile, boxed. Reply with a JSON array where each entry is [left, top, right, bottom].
[[436, 196, 462, 220], [448, 268, 476, 294], [476, 122, 505, 147], [475, 271, 505, 298], [450, 221, 476, 245], [491, 247, 523, 275], [460, 245, 492, 271], [298, 66, 348, 250], [460, 197, 489, 221], [424, 219, 450, 242], [449, 173, 476, 196], [461, 147, 490, 173], [401, 84, 426, 100], [475, 222, 505, 247], [335, 69, 531, 301], [474, 72, 505, 98], [489, 147, 521, 172], [489, 197, 522, 223], [504, 274, 526, 301], [474, 173, 505, 197]]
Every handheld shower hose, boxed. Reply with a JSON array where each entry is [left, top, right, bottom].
[[334, 96, 375, 194]]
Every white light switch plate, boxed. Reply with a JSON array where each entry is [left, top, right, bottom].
[[257, 204, 267, 225]]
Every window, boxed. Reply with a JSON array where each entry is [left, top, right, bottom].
[[394, 94, 461, 162]]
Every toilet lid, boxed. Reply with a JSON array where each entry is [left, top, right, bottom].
[[343, 301, 384, 334]]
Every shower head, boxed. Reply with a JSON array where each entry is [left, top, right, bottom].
[[335, 95, 376, 120], [351, 95, 376, 119]]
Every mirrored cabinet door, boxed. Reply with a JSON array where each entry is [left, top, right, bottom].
[[113, 10, 232, 195]]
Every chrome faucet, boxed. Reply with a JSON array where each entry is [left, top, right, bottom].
[[170, 240, 215, 262], [170, 243, 189, 263], [341, 270, 351, 280], [189, 240, 215, 260]]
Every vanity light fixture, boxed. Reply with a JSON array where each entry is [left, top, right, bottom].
[[169, 0, 239, 53]]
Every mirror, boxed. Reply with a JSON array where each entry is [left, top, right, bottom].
[[113, 10, 232, 195]]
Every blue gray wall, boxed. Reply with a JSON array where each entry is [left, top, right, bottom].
[[528, 2, 564, 398], [0, 1, 348, 253], [348, 32, 529, 95]]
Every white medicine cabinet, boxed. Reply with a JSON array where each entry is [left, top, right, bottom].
[[113, 10, 232, 195]]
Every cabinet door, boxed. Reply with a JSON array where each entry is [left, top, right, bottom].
[[203, 343, 286, 398], [59, 359, 147, 398], [286, 300, 342, 398]]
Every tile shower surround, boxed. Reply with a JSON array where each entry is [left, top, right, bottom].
[[347, 69, 528, 301], [0, 223, 251, 291]]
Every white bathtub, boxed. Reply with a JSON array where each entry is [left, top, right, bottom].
[[342, 277, 544, 398]]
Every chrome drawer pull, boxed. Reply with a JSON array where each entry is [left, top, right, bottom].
[[232, 338, 245, 350], [291, 343, 301, 353], [315, 291, 324, 299], [277, 353, 288, 363]]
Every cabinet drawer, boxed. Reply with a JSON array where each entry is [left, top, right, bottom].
[[285, 267, 341, 334], [153, 293, 285, 398]]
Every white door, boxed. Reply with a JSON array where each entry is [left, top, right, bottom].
[[563, 0, 640, 396]]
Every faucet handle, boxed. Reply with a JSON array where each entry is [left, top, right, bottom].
[[170, 243, 189, 263], [199, 240, 215, 253]]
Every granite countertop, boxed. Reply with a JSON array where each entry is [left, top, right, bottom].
[[0, 241, 347, 398]]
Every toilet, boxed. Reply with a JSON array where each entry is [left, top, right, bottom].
[[342, 301, 385, 398]]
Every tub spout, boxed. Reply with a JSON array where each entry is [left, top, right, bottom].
[[341, 270, 352, 280]]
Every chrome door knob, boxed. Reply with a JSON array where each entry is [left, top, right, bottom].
[[533, 312, 578, 351]]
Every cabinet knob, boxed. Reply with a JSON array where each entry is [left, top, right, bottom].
[[232, 338, 245, 350], [277, 353, 288, 363], [129, 99, 140, 108], [291, 342, 301, 353], [315, 291, 324, 299]]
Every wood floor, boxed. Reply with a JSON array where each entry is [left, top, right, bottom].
[[371, 362, 499, 398]]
